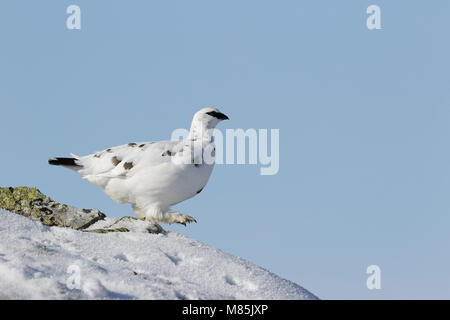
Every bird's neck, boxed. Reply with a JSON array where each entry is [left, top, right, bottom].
[[188, 121, 215, 143]]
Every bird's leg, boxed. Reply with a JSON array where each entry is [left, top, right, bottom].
[[134, 206, 167, 233], [150, 222, 166, 233], [163, 211, 197, 226], [138, 216, 166, 233]]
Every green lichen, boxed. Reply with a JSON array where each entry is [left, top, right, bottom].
[[12, 187, 44, 202], [41, 216, 56, 226], [1, 187, 107, 231], [33, 208, 42, 217], [95, 227, 130, 233], [0, 187, 45, 213]]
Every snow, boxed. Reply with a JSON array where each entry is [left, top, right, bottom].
[[0, 209, 317, 300]]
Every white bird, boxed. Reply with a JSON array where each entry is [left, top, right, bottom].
[[49, 108, 229, 230]]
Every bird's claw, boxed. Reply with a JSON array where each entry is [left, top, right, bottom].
[[176, 214, 197, 226]]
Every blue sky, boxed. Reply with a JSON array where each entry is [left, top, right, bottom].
[[1, 0, 449, 299]]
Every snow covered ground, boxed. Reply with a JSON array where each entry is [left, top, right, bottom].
[[0, 209, 317, 300]]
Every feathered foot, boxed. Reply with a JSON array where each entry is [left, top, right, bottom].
[[164, 212, 197, 226]]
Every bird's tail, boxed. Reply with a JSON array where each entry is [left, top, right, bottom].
[[48, 157, 82, 169]]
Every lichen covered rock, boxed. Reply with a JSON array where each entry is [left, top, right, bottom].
[[85, 216, 163, 234], [0, 187, 106, 230]]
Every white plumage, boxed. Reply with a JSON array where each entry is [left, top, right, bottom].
[[49, 108, 229, 229]]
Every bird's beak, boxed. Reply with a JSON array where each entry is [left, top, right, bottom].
[[206, 111, 230, 120]]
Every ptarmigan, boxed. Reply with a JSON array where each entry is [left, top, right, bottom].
[[48, 108, 229, 230]]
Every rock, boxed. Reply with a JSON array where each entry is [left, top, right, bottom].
[[85, 216, 163, 234], [0, 187, 165, 234], [0, 187, 106, 230]]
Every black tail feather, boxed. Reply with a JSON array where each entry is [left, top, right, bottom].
[[48, 157, 81, 167]]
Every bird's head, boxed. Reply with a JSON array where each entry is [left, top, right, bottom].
[[193, 107, 229, 129]]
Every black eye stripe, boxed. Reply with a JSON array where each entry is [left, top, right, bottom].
[[206, 111, 229, 120]]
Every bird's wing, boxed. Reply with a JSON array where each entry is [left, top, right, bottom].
[[75, 140, 184, 182]]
